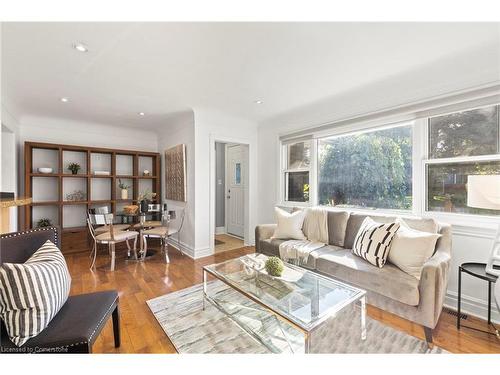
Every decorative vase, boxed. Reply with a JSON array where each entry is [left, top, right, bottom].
[[121, 189, 128, 200], [71, 170, 77, 175], [140, 200, 149, 213]]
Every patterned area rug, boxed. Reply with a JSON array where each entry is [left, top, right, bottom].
[[147, 281, 446, 354]]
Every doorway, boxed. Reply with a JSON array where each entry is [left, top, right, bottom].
[[214, 142, 246, 253]]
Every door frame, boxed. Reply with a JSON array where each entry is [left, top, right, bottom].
[[209, 135, 250, 254]]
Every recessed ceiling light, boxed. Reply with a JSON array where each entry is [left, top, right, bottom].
[[60, 97, 69, 103], [254, 100, 264, 104], [72, 43, 88, 53], [138, 112, 145, 116]]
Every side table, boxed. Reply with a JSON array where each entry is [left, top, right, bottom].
[[457, 262, 499, 338]]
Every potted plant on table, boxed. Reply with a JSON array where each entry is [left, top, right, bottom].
[[68, 162, 81, 175], [118, 179, 130, 199], [138, 190, 156, 213]]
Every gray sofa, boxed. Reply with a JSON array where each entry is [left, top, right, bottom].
[[255, 210, 452, 345]]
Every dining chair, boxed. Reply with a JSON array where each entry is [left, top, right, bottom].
[[89, 207, 130, 234], [141, 208, 185, 262], [87, 213, 139, 271]]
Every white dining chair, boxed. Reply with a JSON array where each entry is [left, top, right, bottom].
[[87, 213, 139, 271], [142, 208, 185, 262]]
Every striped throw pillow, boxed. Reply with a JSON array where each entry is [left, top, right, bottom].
[[352, 217, 400, 268], [0, 240, 71, 347]]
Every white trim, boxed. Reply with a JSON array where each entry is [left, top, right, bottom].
[[215, 226, 226, 235], [166, 238, 196, 259], [192, 246, 213, 259], [444, 291, 500, 325]]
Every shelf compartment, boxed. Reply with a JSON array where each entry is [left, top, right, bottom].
[[62, 205, 88, 229], [116, 154, 134, 176], [90, 152, 112, 175], [32, 176, 59, 203], [62, 150, 88, 175], [63, 176, 87, 202], [32, 205, 59, 228], [32, 148, 60, 174], [90, 178, 111, 201], [138, 179, 153, 198], [138, 155, 154, 177], [116, 177, 134, 201]]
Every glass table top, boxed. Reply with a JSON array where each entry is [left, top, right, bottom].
[[204, 254, 366, 331]]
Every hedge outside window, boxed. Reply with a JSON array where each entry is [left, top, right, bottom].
[[318, 125, 412, 210]]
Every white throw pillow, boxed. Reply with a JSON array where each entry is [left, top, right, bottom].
[[272, 207, 307, 240], [388, 218, 441, 280], [352, 217, 400, 268]]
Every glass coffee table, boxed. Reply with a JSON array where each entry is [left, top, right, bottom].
[[203, 254, 367, 353]]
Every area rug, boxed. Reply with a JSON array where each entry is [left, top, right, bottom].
[[147, 281, 446, 354]]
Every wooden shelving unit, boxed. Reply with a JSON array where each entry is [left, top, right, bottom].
[[24, 141, 161, 253]]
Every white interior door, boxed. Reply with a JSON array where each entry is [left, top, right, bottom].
[[226, 145, 245, 238]]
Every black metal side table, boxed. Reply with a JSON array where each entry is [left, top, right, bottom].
[[457, 262, 499, 337]]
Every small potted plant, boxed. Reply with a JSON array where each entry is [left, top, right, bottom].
[[138, 190, 156, 213], [68, 162, 81, 175], [36, 218, 52, 228], [118, 179, 130, 199]]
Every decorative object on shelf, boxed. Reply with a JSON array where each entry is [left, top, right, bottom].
[[165, 144, 187, 202], [93, 171, 111, 176], [118, 179, 130, 199], [143, 170, 151, 176], [467, 175, 500, 276], [37, 167, 53, 174], [265, 256, 285, 277], [138, 190, 156, 213], [36, 218, 52, 228], [67, 162, 81, 175], [123, 205, 139, 215], [66, 190, 85, 201]]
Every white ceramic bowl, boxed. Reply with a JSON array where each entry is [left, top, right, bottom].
[[38, 167, 53, 174]]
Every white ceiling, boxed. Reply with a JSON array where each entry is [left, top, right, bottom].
[[2, 22, 500, 130]]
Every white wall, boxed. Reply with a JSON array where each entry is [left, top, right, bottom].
[[193, 108, 259, 257], [1, 104, 21, 231], [157, 111, 196, 256]]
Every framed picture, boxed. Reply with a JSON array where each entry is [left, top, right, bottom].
[[165, 144, 187, 202]]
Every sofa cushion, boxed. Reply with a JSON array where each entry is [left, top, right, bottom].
[[344, 213, 438, 249], [327, 211, 350, 247], [271, 207, 306, 240], [316, 248, 420, 306], [258, 239, 343, 269]]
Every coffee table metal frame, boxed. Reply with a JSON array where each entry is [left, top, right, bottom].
[[202, 259, 367, 353]]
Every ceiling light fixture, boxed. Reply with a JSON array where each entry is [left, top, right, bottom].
[[254, 100, 264, 104], [138, 112, 145, 116], [72, 42, 88, 53], [60, 97, 69, 103]]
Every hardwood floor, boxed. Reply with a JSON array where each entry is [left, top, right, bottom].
[[65, 243, 500, 354], [214, 233, 245, 253]]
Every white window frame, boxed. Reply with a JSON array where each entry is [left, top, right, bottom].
[[280, 140, 316, 207], [279, 101, 500, 228], [420, 103, 500, 227]]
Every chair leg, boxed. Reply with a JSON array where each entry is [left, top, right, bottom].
[[110, 243, 116, 271], [90, 241, 98, 269], [142, 236, 148, 261], [126, 239, 131, 257], [163, 237, 170, 263], [112, 305, 121, 348], [133, 236, 138, 260]]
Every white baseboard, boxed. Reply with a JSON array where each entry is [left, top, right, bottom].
[[215, 226, 226, 235], [444, 291, 500, 324], [193, 247, 213, 259], [166, 238, 196, 259]]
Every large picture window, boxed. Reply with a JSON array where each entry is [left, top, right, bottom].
[[318, 125, 412, 210], [280, 102, 500, 221]]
